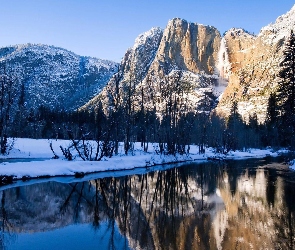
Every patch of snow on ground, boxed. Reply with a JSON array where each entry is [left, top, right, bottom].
[[0, 138, 284, 179]]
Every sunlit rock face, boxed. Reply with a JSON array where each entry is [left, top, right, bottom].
[[216, 5, 295, 122], [151, 18, 221, 74]]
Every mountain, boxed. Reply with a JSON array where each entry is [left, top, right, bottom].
[[82, 5, 295, 124], [0, 44, 118, 110], [152, 18, 220, 75], [81, 18, 223, 114]]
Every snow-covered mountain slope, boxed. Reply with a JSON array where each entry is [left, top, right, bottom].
[[260, 4, 295, 45], [0, 44, 118, 110], [121, 27, 163, 83]]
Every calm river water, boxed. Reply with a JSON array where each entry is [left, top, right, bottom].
[[0, 157, 295, 250]]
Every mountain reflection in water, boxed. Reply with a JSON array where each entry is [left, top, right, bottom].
[[0, 159, 294, 250]]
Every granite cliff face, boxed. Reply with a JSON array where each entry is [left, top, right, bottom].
[[151, 18, 221, 74], [121, 18, 221, 81], [120, 27, 163, 83]]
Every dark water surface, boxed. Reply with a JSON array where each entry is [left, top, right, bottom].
[[1, 157, 295, 249]]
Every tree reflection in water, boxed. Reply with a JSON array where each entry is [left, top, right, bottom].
[[0, 159, 294, 249]]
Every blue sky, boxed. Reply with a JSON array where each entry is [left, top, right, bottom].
[[0, 0, 294, 62]]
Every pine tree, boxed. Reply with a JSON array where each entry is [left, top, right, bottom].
[[266, 93, 278, 126], [226, 100, 245, 151], [264, 93, 279, 147], [277, 30, 295, 147]]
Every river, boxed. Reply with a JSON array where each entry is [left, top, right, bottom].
[[0, 156, 294, 249]]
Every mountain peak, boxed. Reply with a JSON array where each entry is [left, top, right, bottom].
[[168, 17, 187, 25], [133, 27, 163, 51], [225, 28, 256, 38], [167, 17, 215, 30]]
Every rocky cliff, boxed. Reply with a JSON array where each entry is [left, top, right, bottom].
[[151, 18, 220, 75], [121, 27, 163, 83]]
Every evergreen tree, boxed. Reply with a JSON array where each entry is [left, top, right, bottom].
[[207, 111, 226, 153], [225, 100, 245, 151], [277, 30, 295, 147], [264, 93, 279, 147], [247, 113, 262, 149], [266, 93, 278, 126]]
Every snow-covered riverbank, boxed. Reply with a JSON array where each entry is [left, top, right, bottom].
[[0, 138, 287, 179]]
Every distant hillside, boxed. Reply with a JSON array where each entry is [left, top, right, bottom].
[[0, 44, 118, 110]]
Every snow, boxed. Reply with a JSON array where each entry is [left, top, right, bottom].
[[118, 26, 163, 85], [133, 27, 163, 51], [226, 28, 256, 38], [216, 37, 231, 80], [0, 138, 284, 180], [167, 18, 215, 30]]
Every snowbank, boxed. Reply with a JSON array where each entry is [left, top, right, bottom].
[[0, 138, 283, 179]]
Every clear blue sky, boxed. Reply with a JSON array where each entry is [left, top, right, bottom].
[[0, 0, 294, 62]]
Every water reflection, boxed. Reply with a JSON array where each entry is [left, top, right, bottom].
[[0, 159, 294, 249]]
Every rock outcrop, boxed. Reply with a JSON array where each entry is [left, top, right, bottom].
[[151, 18, 220, 74]]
